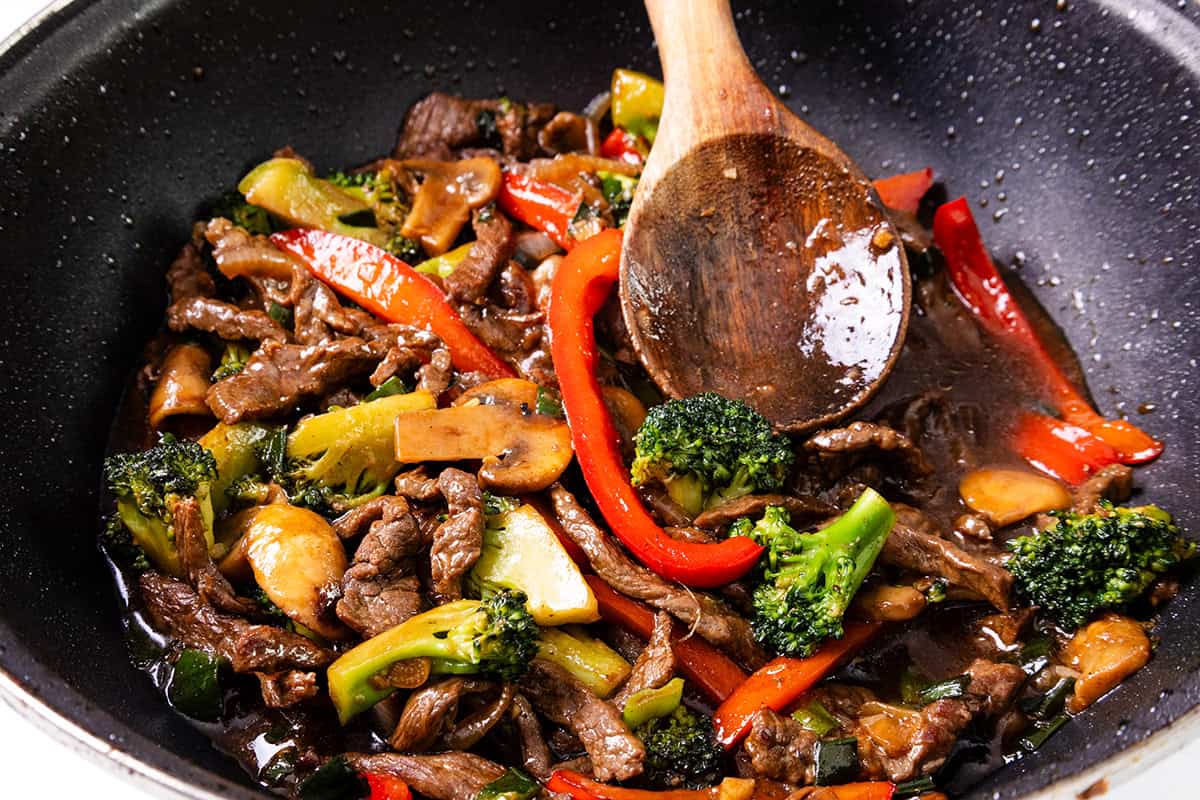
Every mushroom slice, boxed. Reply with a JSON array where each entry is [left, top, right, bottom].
[[149, 343, 214, 429], [396, 380, 572, 493], [398, 157, 501, 255], [237, 504, 350, 640]]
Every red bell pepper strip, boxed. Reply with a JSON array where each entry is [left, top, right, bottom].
[[713, 622, 880, 749], [932, 197, 1162, 464], [497, 172, 582, 250], [584, 575, 747, 703], [872, 167, 933, 215], [548, 229, 764, 588], [1012, 412, 1120, 485], [600, 128, 647, 166], [826, 784, 896, 800], [271, 229, 515, 379], [366, 774, 413, 800]]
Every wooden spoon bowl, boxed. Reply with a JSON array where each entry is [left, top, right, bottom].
[[621, 0, 910, 432]]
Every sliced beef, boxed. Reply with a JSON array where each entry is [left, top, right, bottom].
[[291, 268, 366, 345], [444, 210, 516, 303], [638, 484, 694, 527], [549, 485, 768, 670], [430, 468, 485, 602], [346, 752, 506, 800], [204, 218, 303, 288], [394, 93, 494, 160], [206, 338, 378, 423], [511, 693, 553, 780], [166, 296, 287, 343], [390, 677, 496, 752], [360, 323, 446, 390], [456, 302, 543, 359], [332, 495, 406, 540], [1071, 463, 1134, 513], [495, 100, 557, 160], [518, 659, 645, 782], [881, 505, 1013, 611], [139, 573, 332, 673], [805, 421, 932, 478], [612, 612, 676, 708], [443, 684, 515, 751], [336, 496, 426, 638], [740, 708, 819, 785], [394, 467, 442, 502], [256, 671, 319, 708], [693, 494, 837, 531], [166, 242, 215, 302], [172, 496, 255, 617]]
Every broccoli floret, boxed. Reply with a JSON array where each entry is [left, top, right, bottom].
[[103, 434, 218, 575], [742, 488, 895, 657], [1008, 502, 1194, 629], [636, 706, 723, 789], [328, 589, 539, 721], [281, 391, 436, 514], [99, 513, 150, 572], [211, 342, 252, 382], [327, 167, 417, 260], [211, 192, 273, 236], [630, 393, 794, 515]]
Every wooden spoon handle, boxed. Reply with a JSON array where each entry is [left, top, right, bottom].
[[643, 0, 781, 152]]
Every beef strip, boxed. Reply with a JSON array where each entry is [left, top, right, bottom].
[[389, 677, 495, 752], [256, 671, 319, 708], [203, 217, 305, 309], [693, 494, 837, 531], [346, 753, 506, 800], [511, 693, 553, 780], [495, 100, 557, 160], [430, 468, 485, 602], [740, 708, 820, 785], [880, 504, 1013, 611], [166, 242, 215, 301], [549, 485, 769, 670], [206, 338, 378, 423], [805, 421, 932, 478], [395, 93, 555, 161], [359, 323, 446, 390], [638, 484, 694, 527], [172, 497, 255, 616], [336, 496, 426, 637], [166, 296, 288, 343], [291, 268, 365, 345], [394, 467, 442, 502], [139, 573, 331, 672], [444, 209, 516, 303], [517, 659, 645, 782], [1071, 463, 1134, 513], [612, 612, 676, 708]]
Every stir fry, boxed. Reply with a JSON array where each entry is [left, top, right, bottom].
[[100, 68, 1190, 800]]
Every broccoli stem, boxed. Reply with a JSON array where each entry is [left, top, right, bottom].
[[327, 600, 489, 723]]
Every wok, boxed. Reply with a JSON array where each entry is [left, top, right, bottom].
[[0, 1, 1197, 797]]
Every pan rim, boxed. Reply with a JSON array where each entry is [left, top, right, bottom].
[[0, 0, 1195, 798]]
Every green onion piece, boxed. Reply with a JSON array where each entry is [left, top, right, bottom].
[[535, 387, 564, 418], [1020, 636, 1052, 675], [1028, 677, 1075, 720], [1018, 714, 1069, 752], [298, 755, 368, 800], [918, 674, 970, 703], [814, 737, 859, 786], [475, 769, 540, 800], [898, 666, 930, 706], [267, 301, 294, 330], [923, 578, 948, 604], [257, 426, 289, 481], [365, 376, 409, 401], [622, 677, 685, 729], [894, 776, 937, 798], [167, 649, 223, 722], [791, 700, 839, 736]]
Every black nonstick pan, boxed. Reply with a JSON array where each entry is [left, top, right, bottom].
[[0, 1, 1197, 797]]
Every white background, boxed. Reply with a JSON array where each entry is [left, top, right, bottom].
[[0, 0, 1197, 797]]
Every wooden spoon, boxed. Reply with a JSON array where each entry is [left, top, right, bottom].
[[620, 0, 911, 432]]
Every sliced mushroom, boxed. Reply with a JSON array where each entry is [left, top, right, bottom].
[[398, 378, 572, 493], [398, 157, 501, 255], [1061, 613, 1151, 713], [234, 504, 351, 640], [148, 344, 214, 429]]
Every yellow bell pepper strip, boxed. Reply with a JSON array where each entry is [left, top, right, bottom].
[[548, 229, 764, 588], [611, 68, 665, 144], [271, 228, 515, 378], [712, 622, 880, 749], [932, 197, 1162, 464]]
